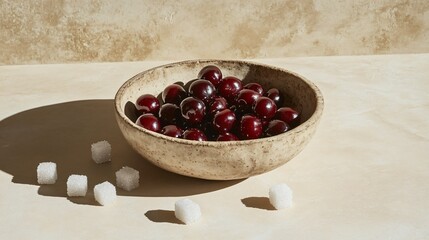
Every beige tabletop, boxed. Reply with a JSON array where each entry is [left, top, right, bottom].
[[0, 54, 428, 239]]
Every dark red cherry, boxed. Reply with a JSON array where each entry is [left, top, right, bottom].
[[217, 132, 239, 141], [218, 76, 242, 102], [244, 83, 264, 95], [136, 94, 160, 115], [276, 107, 300, 128], [240, 115, 262, 140], [189, 79, 216, 105], [180, 97, 206, 125], [266, 88, 282, 106], [236, 89, 261, 111], [183, 128, 207, 141], [208, 97, 228, 116], [135, 113, 161, 132], [213, 109, 236, 133], [265, 120, 289, 137], [162, 84, 187, 105], [161, 125, 183, 138], [198, 65, 223, 87], [253, 97, 277, 120], [159, 103, 181, 125]]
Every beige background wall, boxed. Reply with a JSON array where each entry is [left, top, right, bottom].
[[1, 0, 428, 65]]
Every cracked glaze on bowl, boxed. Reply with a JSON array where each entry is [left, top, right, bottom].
[[114, 60, 324, 180]]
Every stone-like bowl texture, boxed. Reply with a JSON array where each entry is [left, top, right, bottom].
[[114, 60, 324, 180]]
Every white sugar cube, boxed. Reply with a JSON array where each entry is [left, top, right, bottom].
[[37, 162, 57, 184], [91, 140, 111, 164], [175, 199, 201, 224], [67, 175, 88, 197], [94, 181, 116, 206], [116, 166, 139, 191], [269, 183, 293, 210]]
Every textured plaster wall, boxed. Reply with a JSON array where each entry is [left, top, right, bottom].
[[1, 0, 428, 65]]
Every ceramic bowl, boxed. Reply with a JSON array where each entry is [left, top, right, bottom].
[[114, 60, 324, 180]]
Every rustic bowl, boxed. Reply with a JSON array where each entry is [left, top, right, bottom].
[[114, 60, 324, 180]]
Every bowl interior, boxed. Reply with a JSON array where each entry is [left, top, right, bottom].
[[116, 60, 319, 131]]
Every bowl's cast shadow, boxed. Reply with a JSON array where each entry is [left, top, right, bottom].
[[0, 100, 243, 205]]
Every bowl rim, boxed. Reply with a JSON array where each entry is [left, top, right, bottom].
[[114, 59, 324, 147]]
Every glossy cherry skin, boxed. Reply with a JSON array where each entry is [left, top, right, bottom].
[[218, 76, 243, 102], [189, 79, 216, 105], [243, 82, 264, 95], [213, 109, 236, 133], [135, 113, 161, 132], [136, 94, 160, 115], [208, 96, 228, 116], [180, 97, 206, 125], [217, 132, 239, 141], [236, 89, 261, 111], [159, 103, 181, 125], [266, 88, 282, 107], [265, 120, 289, 137], [183, 128, 207, 141], [240, 115, 263, 140], [198, 65, 223, 87], [161, 125, 183, 138], [253, 97, 277, 120], [162, 84, 187, 105], [275, 107, 300, 128]]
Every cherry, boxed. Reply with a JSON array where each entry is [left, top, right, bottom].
[[180, 97, 206, 125], [265, 120, 289, 137], [136, 94, 160, 115], [183, 128, 207, 141], [162, 84, 187, 105], [276, 107, 300, 128], [189, 79, 216, 104], [266, 88, 282, 106], [197, 65, 223, 87], [236, 89, 261, 111], [240, 115, 262, 140], [253, 97, 277, 120], [218, 76, 242, 102], [161, 125, 183, 138], [135, 113, 161, 132], [217, 132, 239, 141], [208, 96, 228, 116], [201, 122, 218, 141], [213, 109, 236, 133], [244, 82, 264, 95], [159, 103, 181, 125]]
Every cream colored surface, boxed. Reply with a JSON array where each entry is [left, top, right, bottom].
[[0, 54, 428, 239], [1, 0, 429, 65]]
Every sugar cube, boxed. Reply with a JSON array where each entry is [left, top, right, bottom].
[[269, 183, 293, 210], [175, 199, 201, 224], [66, 174, 88, 197], [94, 181, 116, 206], [37, 162, 57, 184], [116, 166, 139, 191], [91, 140, 111, 164]]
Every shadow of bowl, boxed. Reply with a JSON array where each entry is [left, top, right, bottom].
[[0, 100, 243, 204]]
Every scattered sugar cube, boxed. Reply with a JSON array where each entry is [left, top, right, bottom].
[[269, 183, 293, 210], [175, 199, 201, 224], [91, 140, 111, 164], [37, 162, 57, 184], [116, 166, 139, 191], [66, 174, 88, 197], [94, 181, 116, 206]]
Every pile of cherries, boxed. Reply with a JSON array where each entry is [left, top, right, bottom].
[[134, 65, 300, 141]]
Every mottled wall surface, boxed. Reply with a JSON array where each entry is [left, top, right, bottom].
[[1, 0, 428, 65]]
